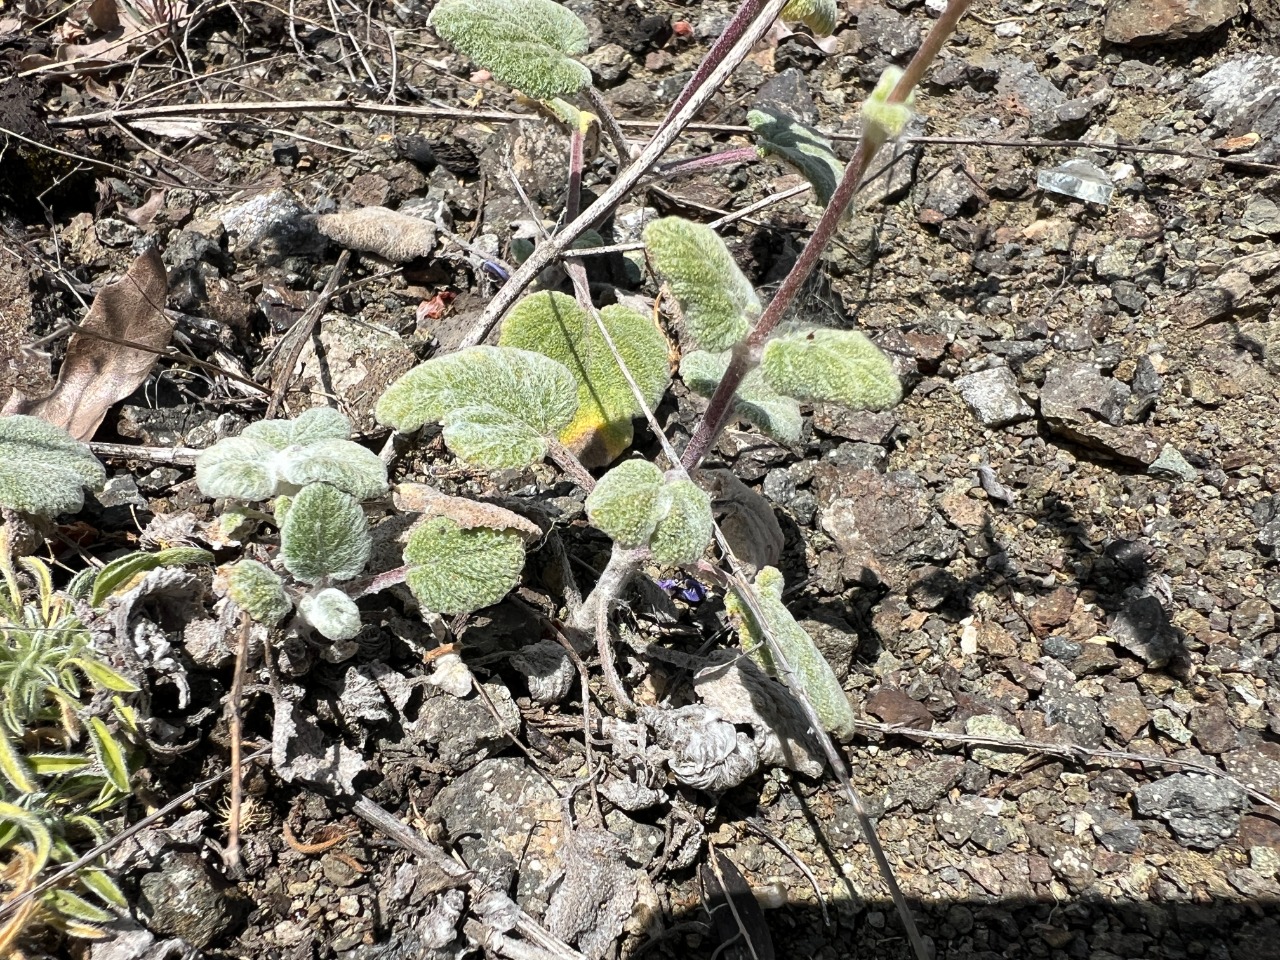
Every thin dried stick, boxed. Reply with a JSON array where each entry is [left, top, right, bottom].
[[262, 249, 349, 419], [853, 719, 1280, 816], [222, 610, 252, 874]]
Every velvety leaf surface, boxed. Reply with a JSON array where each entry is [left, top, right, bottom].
[[404, 516, 526, 615], [376, 346, 579, 470], [584, 459, 665, 547], [280, 483, 371, 584], [760, 328, 902, 412], [428, 0, 591, 99], [299, 588, 363, 641], [725, 566, 857, 740], [0, 415, 107, 516], [680, 350, 803, 443], [500, 292, 670, 467], [649, 478, 713, 565], [643, 218, 759, 352], [227, 560, 292, 625], [748, 107, 844, 207], [780, 0, 836, 35]]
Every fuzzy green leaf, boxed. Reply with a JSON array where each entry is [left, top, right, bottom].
[[195, 434, 279, 501], [227, 560, 292, 625], [276, 439, 389, 500], [649, 479, 713, 566], [404, 516, 526, 615], [500, 292, 671, 466], [0, 415, 107, 516], [643, 218, 759, 352], [680, 350, 803, 442], [584, 459, 664, 547], [376, 346, 579, 470], [748, 107, 844, 207], [79, 868, 128, 909], [299, 588, 362, 642], [725, 567, 856, 739], [283, 406, 352, 446], [280, 484, 371, 584], [26, 753, 92, 775], [86, 717, 130, 793], [67, 657, 138, 694], [862, 66, 915, 140], [89, 547, 213, 607], [760, 328, 902, 412], [0, 725, 34, 792], [0, 801, 52, 868], [781, 0, 836, 34], [428, 0, 590, 99], [46, 888, 115, 926]]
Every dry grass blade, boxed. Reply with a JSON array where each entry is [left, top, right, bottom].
[[3, 248, 170, 440], [701, 846, 775, 960]]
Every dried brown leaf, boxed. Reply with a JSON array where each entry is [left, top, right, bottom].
[[86, 0, 120, 32], [394, 483, 542, 541], [3, 248, 170, 440], [313, 206, 437, 262]]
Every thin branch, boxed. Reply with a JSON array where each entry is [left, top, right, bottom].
[[583, 86, 631, 164], [262, 249, 350, 419], [221, 611, 252, 875]]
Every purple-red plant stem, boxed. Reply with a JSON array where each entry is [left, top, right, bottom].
[[681, 0, 975, 472], [566, 125, 584, 225], [655, 146, 758, 180], [654, 0, 766, 138]]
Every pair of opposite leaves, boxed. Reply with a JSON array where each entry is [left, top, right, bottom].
[[377, 217, 901, 475]]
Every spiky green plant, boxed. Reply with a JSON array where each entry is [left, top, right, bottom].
[[0, 535, 136, 948]]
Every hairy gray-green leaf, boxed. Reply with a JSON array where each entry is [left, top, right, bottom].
[[680, 350, 803, 443], [748, 107, 844, 207], [643, 218, 759, 352], [781, 0, 836, 35], [760, 328, 902, 412], [195, 434, 279, 501], [428, 0, 591, 99], [650, 478, 713, 566], [227, 560, 292, 625], [0, 415, 107, 516], [280, 483, 371, 584], [584, 459, 664, 547], [299, 588, 362, 641], [725, 567, 856, 739], [404, 516, 526, 615], [500, 291, 671, 467], [376, 346, 579, 470], [277, 439, 389, 500]]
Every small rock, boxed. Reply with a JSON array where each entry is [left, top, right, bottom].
[[1108, 596, 1178, 668], [1231, 597, 1275, 641], [1099, 693, 1150, 742], [1242, 197, 1280, 236], [1089, 807, 1142, 853], [966, 715, 1025, 773], [1037, 159, 1114, 206], [755, 68, 818, 126], [1133, 773, 1247, 850], [1148, 444, 1198, 482], [1189, 56, 1280, 164], [138, 853, 239, 948], [217, 188, 325, 264], [1103, 0, 1237, 44], [1040, 362, 1161, 466], [886, 757, 965, 812], [955, 367, 1032, 428]]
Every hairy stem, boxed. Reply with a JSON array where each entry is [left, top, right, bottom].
[[570, 543, 644, 633], [546, 438, 596, 490], [344, 564, 409, 599], [681, 0, 975, 472], [654, 146, 758, 180], [460, 0, 790, 348]]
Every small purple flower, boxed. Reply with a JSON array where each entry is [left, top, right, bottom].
[[658, 575, 706, 604]]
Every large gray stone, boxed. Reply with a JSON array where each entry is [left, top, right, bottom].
[[1134, 773, 1247, 849], [955, 367, 1032, 428], [1103, 0, 1237, 45]]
